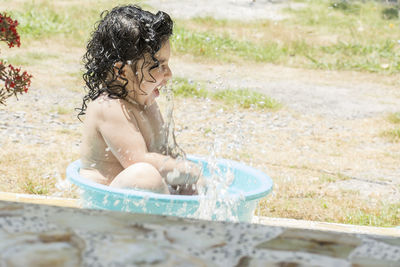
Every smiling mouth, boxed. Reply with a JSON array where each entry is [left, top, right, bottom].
[[154, 87, 160, 97], [154, 84, 165, 97], [154, 83, 166, 97]]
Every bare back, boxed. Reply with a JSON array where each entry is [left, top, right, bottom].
[[80, 95, 167, 185]]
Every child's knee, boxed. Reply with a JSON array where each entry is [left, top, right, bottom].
[[134, 163, 168, 193], [111, 162, 168, 193]]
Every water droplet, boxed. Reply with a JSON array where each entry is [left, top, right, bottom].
[[105, 147, 111, 152], [90, 163, 96, 167]]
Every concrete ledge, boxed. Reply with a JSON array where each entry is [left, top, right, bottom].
[[1, 191, 398, 237], [0, 191, 80, 208], [253, 216, 400, 237]]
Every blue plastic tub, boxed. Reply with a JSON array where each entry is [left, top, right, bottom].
[[66, 155, 273, 222]]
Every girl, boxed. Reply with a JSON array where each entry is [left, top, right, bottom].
[[78, 5, 201, 194]]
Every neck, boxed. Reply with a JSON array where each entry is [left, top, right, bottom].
[[125, 95, 152, 111]]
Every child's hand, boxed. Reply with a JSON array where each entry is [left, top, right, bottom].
[[165, 161, 202, 185], [169, 177, 205, 195]]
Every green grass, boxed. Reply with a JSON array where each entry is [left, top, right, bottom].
[[213, 88, 281, 110], [172, 24, 399, 72], [382, 128, 400, 142], [6, 0, 400, 73], [55, 106, 70, 115], [10, 4, 73, 38], [4, 52, 59, 66], [283, 0, 399, 71], [330, 0, 362, 15], [382, 7, 399, 20], [388, 112, 400, 124], [343, 202, 400, 227], [172, 26, 283, 63], [172, 77, 208, 98], [7, 0, 146, 46], [22, 178, 50, 195], [171, 77, 281, 110], [382, 112, 400, 142], [172, 0, 400, 73], [318, 172, 351, 183]]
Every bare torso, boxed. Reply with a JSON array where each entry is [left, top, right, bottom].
[[80, 95, 167, 185]]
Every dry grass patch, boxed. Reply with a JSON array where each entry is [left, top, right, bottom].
[[171, 97, 400, 226], [179, 17, 338, 47], [256, 165, 399, 227], [381, 112, 400, 142], [0, 142, 79, 198]]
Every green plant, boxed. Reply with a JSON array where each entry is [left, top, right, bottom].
[[56, 106, 70, 115], [6, 51, 59, 66], [330, 0, 361, 14], [382, 7, 399, 20], [213, 88, 281, 110], [382, 128, 400, 142], [172, 26, 282, 63], [171, 77, 281, 110], [23, 179, 49, 195], [388, 112, 400, 124], [343, 202, 400, 227], [0, 12, 32, 105], [171, 77, 208, 98], [10, 4, 73, 38]]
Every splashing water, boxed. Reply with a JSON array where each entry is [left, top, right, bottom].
[[193, 140, 244, 222], [161, 83, 186, 160], [161, 82, 245, 222]]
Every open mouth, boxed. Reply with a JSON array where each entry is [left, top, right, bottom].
[[154, 83, 166, 97], [153, 87, 160, 97]]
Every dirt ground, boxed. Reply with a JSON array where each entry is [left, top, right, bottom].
[[159, 0, 400, 203], [171, 57, 400, 202], [0, 0, 399, 224], [146, 0, 306, 21]]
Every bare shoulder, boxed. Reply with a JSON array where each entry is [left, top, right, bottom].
[[88, 96, 144, 135], [87, 96, 129, 121]]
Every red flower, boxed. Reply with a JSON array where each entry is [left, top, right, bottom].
[[0, 12, 20, 48], [0, 13, 32, 105]]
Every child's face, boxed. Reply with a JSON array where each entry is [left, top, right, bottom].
[[127, 40, 172, 107]]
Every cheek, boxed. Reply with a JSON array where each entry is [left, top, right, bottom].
[[150, 67, 165, 80]]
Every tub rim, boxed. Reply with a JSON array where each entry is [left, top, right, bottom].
[[67, 155, 273, 203]]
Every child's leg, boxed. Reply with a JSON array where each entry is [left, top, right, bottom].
[[109, 162, 169, 194]]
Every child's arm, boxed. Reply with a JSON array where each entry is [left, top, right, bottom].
[[96, 99, 201, 185]]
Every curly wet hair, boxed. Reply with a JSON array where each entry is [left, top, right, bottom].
[[78, 5, 173, 118]]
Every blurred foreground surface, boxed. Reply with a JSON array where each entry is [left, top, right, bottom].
[[0, 200, 399, 266]]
